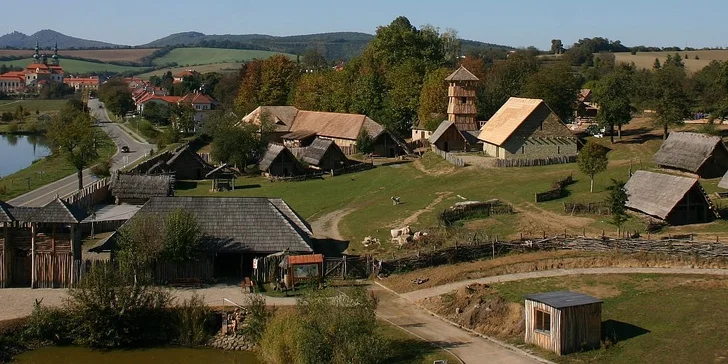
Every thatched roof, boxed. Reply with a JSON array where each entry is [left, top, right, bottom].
[[300, 138, 346, 166], [624, 170, 700, 220], [110, 174, 174, 200], [652, 132, 727, 173], [719, 171, 728, 189], [445, 66, 480, 82], [478, 97, 553, 146], [120, 197, 313, 253]]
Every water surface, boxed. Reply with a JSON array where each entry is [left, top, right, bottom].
[[0, 134, 49, 177], [15, 346, 260, 364]]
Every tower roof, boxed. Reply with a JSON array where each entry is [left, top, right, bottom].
[[445, 66, 480, 82]]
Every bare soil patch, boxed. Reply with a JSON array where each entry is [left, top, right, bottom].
[[310, 208, 355, 241], [395, 191, 453, 227], [412, 158, 455, 176], [515, 203, 596, 238]]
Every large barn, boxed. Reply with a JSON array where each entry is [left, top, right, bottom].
[[652, 132, 728, 178], [478, 97, 577, 161], [624, 170, 718, 225], [242, 106, 406, 157]]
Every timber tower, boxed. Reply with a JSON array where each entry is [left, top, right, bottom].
[[446, 66, 479, 131]]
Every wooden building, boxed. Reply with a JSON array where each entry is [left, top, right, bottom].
[[428, 121, 480, 152], [109, 173, 174, 205], [295, 138, 349, 171], [652, 132, 728, 178], [575, 89, 598, 119], [259, 143, 305, 177], [145, 145, 214, 180], [478, 97, 577, 161], [115, 197, 314, 282], [285, 253, 324, 288], [624, 170, 718, 225], [524, 291, 602, 355], [0, 198, 86, 288], [446, 66, 480, 131], [206, 164, 237, 191], [242, 106, 407, 157]]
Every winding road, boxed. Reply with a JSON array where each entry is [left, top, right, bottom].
[[8, 99, 153, 207]]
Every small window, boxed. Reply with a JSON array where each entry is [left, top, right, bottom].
[[557, 146, 561, 154], [535, 309, 551, 332], [521, 146, 525, 154], [460, 97, 467, 104]]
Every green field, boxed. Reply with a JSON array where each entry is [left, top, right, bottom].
[[0, 99, 67, 112], [152, 48, 295, 66], [137, 62, 243, 79], [0, 58, 147, 74], [614, 50, 728, 73], [470, 274, 728, 363]]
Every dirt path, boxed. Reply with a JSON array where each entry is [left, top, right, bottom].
[[412, 158, 455, 176], [400, 267, 728, 301], [309, 208, 355, 241], [373, 284, 542, 364], [396, 191, 453, 227]]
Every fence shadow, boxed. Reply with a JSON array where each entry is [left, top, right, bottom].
[[602, 319, 650, 343]]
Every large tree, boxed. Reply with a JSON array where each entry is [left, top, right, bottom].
[[99, 79, 134, 119], [653, 61, 690, 139], [211, 122, 264, 168], [234, 60, 264, 115], [417, 67, 452, 130], [260, 54, 299, 106], [481, 53, 540, 119], [593, 66, 634, 142], [523, 61, 582, 121], [163, 209, 202, 263], [606, 179, 629, 235], [46, 106, 101, 190]]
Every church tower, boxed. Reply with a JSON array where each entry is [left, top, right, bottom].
[[445, 66, 479, 131], [33, 40, 40, 61], [52, 39, 59, 65]]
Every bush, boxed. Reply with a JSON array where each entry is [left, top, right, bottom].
[[23, 302, 73, 344], [6, 121, 19, 134], [175, 293, 215, 346], [243, 294, 273, 345], [90, 158, 112, 178], [259, 310, 302, 364]]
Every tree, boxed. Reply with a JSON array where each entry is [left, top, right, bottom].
[[234, 60, 264, 114], [481, 53, 540, 119], [653, 62, 690, 139], [592, 67, 633, 142], [260, 54, 300, 106], [163, 209, 202, 263], [441, 28, 461, 66], [170, 103, 196, 133], [606, 179, 629, 235], [46, 107, 101, 190], [115, 213, 165, 283], [143, 102, 170, 125], [301, 49, 329, 71], [417, 67, 451, 129], [356, 129, 374, 155], [577, 141, 609, 193], [550, 39, 564, 54], [211, 122, 264, 168], [653, 58, 661, 70], [99, 79, 134, 118], [523, 62, 581, 121], [293, 70, 349, 112]]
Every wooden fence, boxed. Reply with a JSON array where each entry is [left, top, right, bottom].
[[431, 145, 465, 167], [72, 256, 214, 286], [267, 162, 375, 182], [534, 175, 573, 203], [376, 236, 728, 275], [439, 201, 514, 226], [496, 155, 576, 168], [323, 255, 372, 280], [62, 178, 111, 210], [564, 201, 611, 215]]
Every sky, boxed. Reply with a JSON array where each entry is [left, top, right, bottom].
[[1, 0, 726, 49]]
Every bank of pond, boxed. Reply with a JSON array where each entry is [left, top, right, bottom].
[[15, 346, 259, 364]]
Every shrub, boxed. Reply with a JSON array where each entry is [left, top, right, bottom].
[[176, 293, 215, 346], [6, 121, 19, 134], [243, 294, 273, 345], [259, 310, 301, 364], [23, 302, 73, 344], [90, 158, 112, 178]]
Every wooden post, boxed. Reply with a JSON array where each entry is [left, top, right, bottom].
[[31, 223, 36, 288]]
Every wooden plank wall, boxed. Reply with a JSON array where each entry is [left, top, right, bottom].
[[524, 300, 562, 354], [0, 225, 6, 288], [559, 303, 602, 354], [153, 257, 214, 283]]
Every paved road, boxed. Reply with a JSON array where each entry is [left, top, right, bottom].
[[8, 99, 154, 207], [401, 267, 728, 301], [374, 284, 540, 364]]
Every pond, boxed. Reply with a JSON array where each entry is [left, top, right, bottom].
[[15, 346, 260, 364], [0, 134, 50, 177]]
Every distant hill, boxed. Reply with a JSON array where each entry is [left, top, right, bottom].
[[0, 29, 123, 49]]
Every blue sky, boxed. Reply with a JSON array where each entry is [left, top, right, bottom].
[[2, 0, 726, 49]]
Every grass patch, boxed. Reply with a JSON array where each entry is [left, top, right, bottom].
[[151, 48, 295, 66], [0, 99, 67, 113], [0, 58, 147, 74], [0, 127, 116, 200], [0, 49, 159, 63]]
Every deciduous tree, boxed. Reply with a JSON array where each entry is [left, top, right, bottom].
[[577, 141, 609, 193], [593, 67, 634, 142], [417, 67, 452, 130], [606, 179, 629, 235], [46, 107, 101, 190], [163, 209, 202, 263], [524, 62, 581, 121], [653, 62, 690, 139]]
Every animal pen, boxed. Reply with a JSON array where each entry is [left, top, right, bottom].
[[524, 291, 602, 355]]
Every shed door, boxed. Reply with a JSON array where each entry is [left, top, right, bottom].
[[11, 248, 31, 287]]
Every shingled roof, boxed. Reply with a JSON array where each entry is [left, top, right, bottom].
[[259, 144, 288, 171], [525, 291, 602, 309], [0, 201, 14, 223], [125, 197, 313, 253], [32, 198, 88, 223], [300, 138, 344, 166], [110, 174, 174, 200], [624, 171, 700, 220], [478, 97, 552, 146], [652, 132, 727, 173], [445, 66, 480, 82]]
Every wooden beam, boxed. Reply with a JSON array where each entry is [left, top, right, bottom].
[[31, 223, 36, 288]]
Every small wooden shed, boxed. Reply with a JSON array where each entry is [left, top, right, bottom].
[[285, 254, 323, 288], [524, 291, 602, 355], [205, 164, 236, 191]]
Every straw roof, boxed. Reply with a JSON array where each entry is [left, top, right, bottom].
[[652, 132, 727, 173], [259, 143, 302, 172], [624, 171, 700, 220], [122, 197, 313, 253], [110, 174, 174, 200], [445, 66, 480, 82], [478, 97, 545, 146]]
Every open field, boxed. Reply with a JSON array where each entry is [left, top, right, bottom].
[[152, 47, 295, 66], [177, 118, 728, 256], [614, 50, 728, 73], [0, 58, 147, 74], [0, 99, 67, 112], [136, 62, 243, 79], [0, 48, 159, 63], [421, 273, 728, 363]]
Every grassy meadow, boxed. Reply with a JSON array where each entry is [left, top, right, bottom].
[[152, 48, 295, 67], [0, 58, 147, 74], [0, 48, 158, 63], [136, 62, 243, 79], [176, 118, 728, 256]]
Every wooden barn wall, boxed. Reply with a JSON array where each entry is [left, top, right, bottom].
[[524, 300, 561, 354], [34, 227, 74, 288], [153, 256, 214, 283], [0, 225, 6, 288], [559, 303, 602, 354]]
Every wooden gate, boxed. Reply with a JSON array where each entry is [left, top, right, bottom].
[[323, 256, 371, 280], [11, 248, 31, 287]]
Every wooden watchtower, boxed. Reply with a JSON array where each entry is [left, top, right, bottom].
[[446, 66, 480, 131]]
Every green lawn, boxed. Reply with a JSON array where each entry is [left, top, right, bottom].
[[0, 99, 67, 113], [0, 127, 116, 200], [0, 58, 147, 74], [152, 48, 295, 66], [483, 274, 728, 363]]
